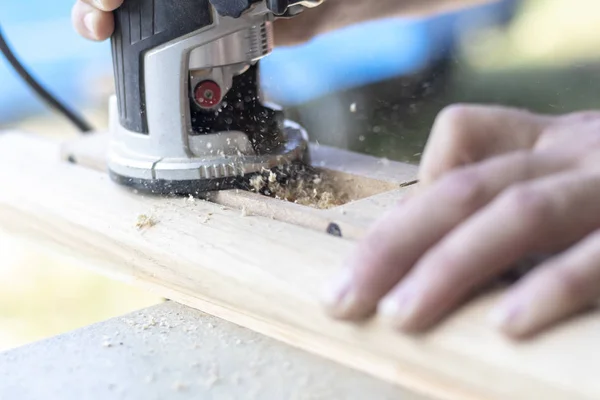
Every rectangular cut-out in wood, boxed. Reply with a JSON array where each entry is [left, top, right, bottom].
[[2, 131, 599, 400], [59, 132, 418, 239]]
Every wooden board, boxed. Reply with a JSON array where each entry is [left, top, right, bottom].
[[60, 132, 419, 240], [3, 131, 600, 400]]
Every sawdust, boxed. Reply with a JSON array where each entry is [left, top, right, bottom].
[[200, 212, 213, 224], [101, 335, 113, 347], [201, 363, 220, 388], [247, 163, 348, 209], [172, 381, 188, 391], [135, 214, 157, 230]]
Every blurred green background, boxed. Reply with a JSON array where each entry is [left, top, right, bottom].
[[1, 0, 600, 351]]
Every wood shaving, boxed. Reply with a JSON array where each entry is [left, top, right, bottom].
[[141, 316, 158, 330], [247, 163, 348, 209], [249, 175, 265, 190], [135, 214, 157, 230]]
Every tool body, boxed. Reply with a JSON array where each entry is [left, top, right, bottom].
[[108, 0, 321, 195]]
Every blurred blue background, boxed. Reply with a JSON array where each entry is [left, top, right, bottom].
[[261, 0, 518, 106], [0, 2, 112, 123], [0, 0, 517, 125]]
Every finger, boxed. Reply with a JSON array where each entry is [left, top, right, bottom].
[[321, 150, 578, 320], [379, 168, 600, 332], [72, 0, 115, 41], [419, 104, 554, 187], [80, 0, 124, 11], [489, 229, 600, 339], [535, 111, 600, 153]]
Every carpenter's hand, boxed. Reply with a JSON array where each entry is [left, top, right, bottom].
[[72, 0, 122, 41], [323, 104, 600, 339]]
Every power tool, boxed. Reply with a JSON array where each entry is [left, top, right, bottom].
[[107, 0, 322, 195]]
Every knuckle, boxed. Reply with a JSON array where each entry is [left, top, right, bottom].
[[536, 125, 574, 152], [424, 245, 471, 288], [435, 104, 475, 124], [546, 267, 588, 300], [437, 169, 488, 211], [558, 110, 600, 125], [433, 104, 478, 137], [535, 127, 560, 149], [499, 185, 553, 228], [537, 111, 600, 151], [423, 104, 487, 182]]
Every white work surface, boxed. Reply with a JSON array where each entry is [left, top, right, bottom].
[[0, 301, 425, 400]]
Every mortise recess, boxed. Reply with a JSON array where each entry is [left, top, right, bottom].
[[245, 166, 400, 210]]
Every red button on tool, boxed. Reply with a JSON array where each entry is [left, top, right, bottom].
[[194, 80, 221, 108]]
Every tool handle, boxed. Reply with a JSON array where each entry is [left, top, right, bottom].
[[110, 0, 212, 133]]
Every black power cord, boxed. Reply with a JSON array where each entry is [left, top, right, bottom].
[[0, 24, 95, 133]]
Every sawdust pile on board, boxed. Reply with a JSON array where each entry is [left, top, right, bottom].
[[135, 214, 157, 230], [247, 162, 349, 209]]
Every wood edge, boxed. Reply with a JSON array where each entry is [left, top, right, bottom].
[[21, 231, 479, 400]]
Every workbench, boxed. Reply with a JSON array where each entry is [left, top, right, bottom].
[[0, 301, 422, 400], [1, 130, 599, 400]]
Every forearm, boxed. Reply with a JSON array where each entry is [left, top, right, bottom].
[[274, 0, 495, 45]]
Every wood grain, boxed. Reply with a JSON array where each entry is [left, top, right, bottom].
[[3, 132, 600, 400]]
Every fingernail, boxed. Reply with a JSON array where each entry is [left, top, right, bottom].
[[83, 13, 97, 38], [379, 287, 416, 326], [488, 302, 521, 330], [321, 269, 353, 311], [94, 0, 106, 8]]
